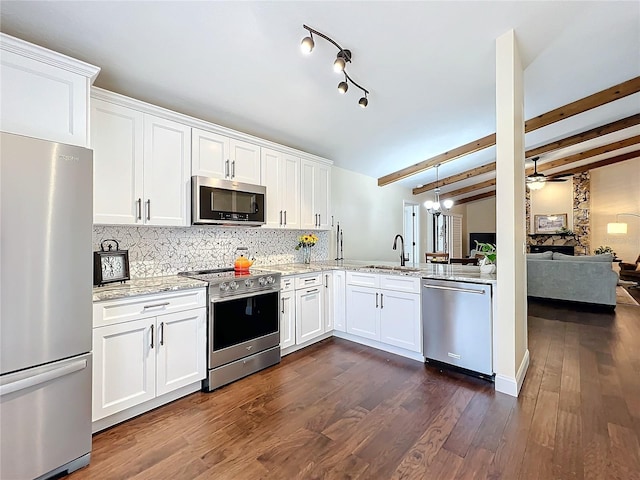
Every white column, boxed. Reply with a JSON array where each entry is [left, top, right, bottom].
[[494, 29, 529, 397]]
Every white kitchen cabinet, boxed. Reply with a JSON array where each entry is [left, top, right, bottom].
[[0, 33, 100, 147], [92, 318, 156, 421], [332, 270, 346, 332], [322, 272, 334, 331], [379, 289, 421, 352], [261, 148, 300, 228], [345, 273, 421, 353], [295, 285, 324, 344], [92, 289, 206, 424], [191, 129, 261, 185], [300, 159, 332, 229], [346, 285, 380, 340], [280, 290, 296, 350], [156, 309, 207, 396], [92, 98, 191, 226]]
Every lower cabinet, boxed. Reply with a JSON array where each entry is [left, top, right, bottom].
[[280, 289, 296, 350], [345, 273, 422, 354], [92, 289, 206, 423], [295, 284, 324, 344]]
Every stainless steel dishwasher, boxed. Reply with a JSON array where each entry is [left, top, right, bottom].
[[422, 278, 493, 378]]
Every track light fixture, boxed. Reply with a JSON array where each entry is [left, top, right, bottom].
[[301, 24, 370, 108]]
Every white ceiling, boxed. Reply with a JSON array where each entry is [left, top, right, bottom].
[[1, 1, 639, 196]]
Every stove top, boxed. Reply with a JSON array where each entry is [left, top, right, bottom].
[[178, 268, 281, 297]]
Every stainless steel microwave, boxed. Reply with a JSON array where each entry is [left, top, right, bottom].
[[191, 176, 266, 226]]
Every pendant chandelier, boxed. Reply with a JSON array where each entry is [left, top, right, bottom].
[[423, 164, 454, 216]]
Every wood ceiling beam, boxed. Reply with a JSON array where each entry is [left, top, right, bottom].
[[525, 113, 640, 159], [440, 179, 496, 199], [380, 76, 640, 187], [455, 190, 496, 205], [524, 78, 640, 132], [447, 149, 640, 204], [526, 135, 640, 175], [413, 124, 640, 195]]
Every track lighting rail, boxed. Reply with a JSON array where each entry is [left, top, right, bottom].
[[301, 24, 370, 107]]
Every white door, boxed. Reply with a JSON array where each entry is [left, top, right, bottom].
[[281, 153, 301, 229], [322, 272, 334, 331], [295, 287, 324, 344], [333, 271, 346, 332], [345, 285, 380, 340], [379, 290, 421, 353], [91, 99, 144, 225], [280, 290, 296, 350], [92, 318, 156, 421], [143, 115, 191, 226], [191, 128, 229, 179], [403, 202, 419, 264], [156, 308, 206, 396], [261, 148, 283, 228], [229, 138, 261, 184]]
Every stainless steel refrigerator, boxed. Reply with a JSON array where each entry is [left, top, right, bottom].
[[1, 132, 93, 479]]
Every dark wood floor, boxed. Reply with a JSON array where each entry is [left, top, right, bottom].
[[70, 301, 640, 480]]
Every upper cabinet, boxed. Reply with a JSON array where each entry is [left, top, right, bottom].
[[0, 33, 100, 147], [301, 159, 332, 230], [261, 148, 300, 229], [92, 95, 191, 226], [192, 128, 261, 185]]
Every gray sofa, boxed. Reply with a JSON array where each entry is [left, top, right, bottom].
[[527, 251, 618, 307]]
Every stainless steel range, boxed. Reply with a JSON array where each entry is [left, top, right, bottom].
[[179, 268, 281, 391]]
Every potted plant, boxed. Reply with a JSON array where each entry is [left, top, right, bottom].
[[594, 245, 615, 256], [475, 241, 497, 274]]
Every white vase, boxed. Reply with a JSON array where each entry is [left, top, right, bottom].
[[480, 264, 496, 274]]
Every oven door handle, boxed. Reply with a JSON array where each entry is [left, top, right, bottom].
[[210, 289, 279, 303]]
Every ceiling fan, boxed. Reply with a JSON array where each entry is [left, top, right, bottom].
[[526, 157, 573, 190]]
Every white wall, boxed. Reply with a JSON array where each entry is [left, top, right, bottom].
[[332, 166, 414, 261], [529, 181, 573, 231], [591, 157, 640, 263]]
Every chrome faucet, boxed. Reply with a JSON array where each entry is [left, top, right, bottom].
[[392, 234, 409, 267]]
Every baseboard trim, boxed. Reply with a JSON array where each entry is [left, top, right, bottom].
[[494, 349, 530, 397]]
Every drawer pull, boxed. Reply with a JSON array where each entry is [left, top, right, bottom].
[[143, 302, 170, 310]]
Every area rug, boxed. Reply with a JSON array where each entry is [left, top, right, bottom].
[[616, 286, 640, 306]]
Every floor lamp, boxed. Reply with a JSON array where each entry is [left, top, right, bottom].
[[607, 213, 640, 234]]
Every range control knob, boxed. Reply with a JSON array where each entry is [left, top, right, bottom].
[[258, 277, 266, 286], [266, 276, 275, 284], [229, 281, 239, 290], [244, 279, 254, 287], [219, 282, 229, 292]]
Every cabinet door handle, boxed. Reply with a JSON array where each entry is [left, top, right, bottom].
[[159, 322, 164, 346], [143, 302, 170, 310], [225, 159, 230, 178], [150, 324, 154, 349], [231, 160, 236, 178], [284, 210, 287, 226], [380, 293, 384, 309], [325, 274, 328, 288], [136, 198, 142, 220], [280, 210, 283, 226], [146, 199, 151, 221], [281, 298, 285, 314], [376, 292, 379, 308], [332, 215, 334, 227], [318, 214, 321, 226]]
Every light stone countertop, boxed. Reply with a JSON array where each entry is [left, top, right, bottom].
[[92, 260, 496, 303], [93, 275, 208, 302]]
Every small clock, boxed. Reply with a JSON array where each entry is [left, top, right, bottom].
[[93, 239, 130, 286]]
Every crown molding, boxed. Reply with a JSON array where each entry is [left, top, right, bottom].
[[0, 32, 100, 83]]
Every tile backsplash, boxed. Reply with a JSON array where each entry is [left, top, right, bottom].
[[93, 226, 330, 278]]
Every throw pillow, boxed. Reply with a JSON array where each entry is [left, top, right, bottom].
[[527, 251, 553, 260], [553, 252, 613, 262]]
